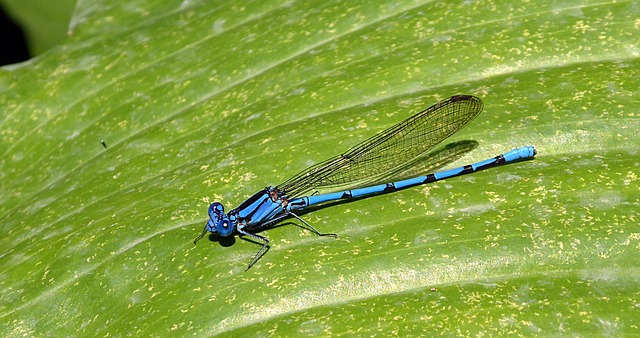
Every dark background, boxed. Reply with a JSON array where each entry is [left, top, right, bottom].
[[0, 5, 30, 65]]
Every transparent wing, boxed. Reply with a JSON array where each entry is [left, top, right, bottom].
[[277, 95, 483, 197]]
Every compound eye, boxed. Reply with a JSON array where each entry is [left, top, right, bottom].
[[216, 218, 234, 237], [208, 202, 224, 219]]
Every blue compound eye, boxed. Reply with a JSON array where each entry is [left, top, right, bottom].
[[216, 218, 234, 237], [209, 202, 224, 219]]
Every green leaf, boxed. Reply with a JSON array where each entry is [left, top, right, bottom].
[[0, 0, 76, 55], [1, 0, 639, 336]]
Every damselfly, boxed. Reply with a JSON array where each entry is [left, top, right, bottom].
[[195, 95, 536, 270]]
